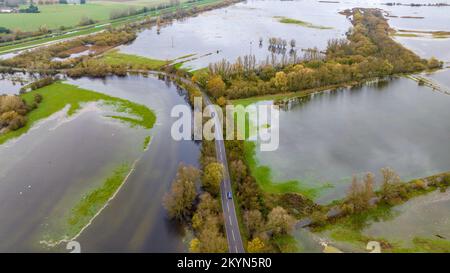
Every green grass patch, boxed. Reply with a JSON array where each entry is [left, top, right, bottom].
[[0, 82, 156, 145], [101, 50, 169, 70], [243, 141, 325, 199], [274, 16, 332, 29], [393, 33, 421, 37], [66, 163, 131, 238], [273, 234, 299, 253], [143, 135, 152, 150]]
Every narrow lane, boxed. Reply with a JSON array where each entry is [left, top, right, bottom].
[[202, 94, 245, 253]]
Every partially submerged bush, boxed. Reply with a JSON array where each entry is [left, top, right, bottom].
[[0, 95, 28, 132]]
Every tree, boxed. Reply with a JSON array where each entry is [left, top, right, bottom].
[[202, 162, 224, 195], [380, 167, 405, 204], [247, 237, 265, 253], [33, 93, 43, 104], [290, 39, 296, 48], [266, 206, 295, 235], [189, 238, 200, 253], [345, 173, 375, 213], [238, 176, 261, 210], [197, 216, 228, 253], [163, 164, 199, 220], [427, 57, 442, 69], [273, 71, 288, 91], [216, 96, 227, 107], [206, 75, 226, 98], [244, 209, 264, 236], [79, 16, 96, 26], [230, 159, 247, 184]]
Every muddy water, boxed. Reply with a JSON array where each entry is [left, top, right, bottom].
[[0, 73, 40, 95], [65, 75, 199, 252], [0, 104, 145, 252], [254, 78, 450, 204]]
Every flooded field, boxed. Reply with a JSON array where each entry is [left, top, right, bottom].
[[0, 75, 199, 252], [118, 0, 450, 68], [364, 190, 450, 248], [252, 78, 450, 204], [1, 0, 450, 253]]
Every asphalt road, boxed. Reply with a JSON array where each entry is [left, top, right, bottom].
[[203, 94, 245, 253]]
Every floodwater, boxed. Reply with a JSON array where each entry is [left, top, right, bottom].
[[0, 73, 39, 95], [363, 190, 450, 248], [254, 77, 450, 204], [0, 103, 145, 251], [118, 0, 450, 68], [1, 0, 450, 253], [0, 75, 199, 252], [65, 75, 200, 252], [119, 0, 350, 69]]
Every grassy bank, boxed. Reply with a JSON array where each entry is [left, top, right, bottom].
[[0, 82, 156, 145], [143, 135, 152, 150], [65, 163, 132, 239], [274, 16, 332, 29]]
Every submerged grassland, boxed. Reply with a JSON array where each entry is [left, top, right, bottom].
[[19, 82, 157, 246], [0, 82, 156, 145], [244, 142, 329, 199], [66, 163, 132, 239], [101, 50, 169, 70]]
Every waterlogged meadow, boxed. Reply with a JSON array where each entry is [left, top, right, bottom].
[[1, 0, 450, 253]]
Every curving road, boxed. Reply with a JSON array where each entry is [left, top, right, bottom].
[[202, 92, 245, 253]]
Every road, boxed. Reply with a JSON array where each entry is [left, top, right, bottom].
[[202, 94, 245, 253]]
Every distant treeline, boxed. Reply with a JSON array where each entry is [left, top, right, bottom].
[[383, 2, 450, 7]]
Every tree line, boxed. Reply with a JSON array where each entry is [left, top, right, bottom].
[[197, 8, 442, 100], [0, 92, 43, 134]]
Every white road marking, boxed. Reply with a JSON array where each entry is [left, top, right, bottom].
[[232, 229, 236, 241], [227, 202, 230, 212], [235, 246, 238, 253], [229, 215, 232, 226]]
